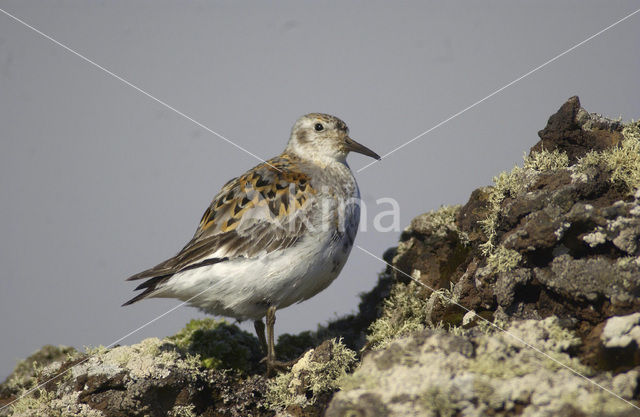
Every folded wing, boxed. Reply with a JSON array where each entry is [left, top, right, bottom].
[[123, 156, 316, 305]]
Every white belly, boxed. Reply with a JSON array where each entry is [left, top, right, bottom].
[[154, 229, 353, 321]]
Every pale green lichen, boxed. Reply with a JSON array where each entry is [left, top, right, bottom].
[[419, 386, 461, 417], [10, 389, 104, 417], [468, 342, 537, 379], [168, 318, 261, 372], [335, 316, 634, 416], [108, 338, 194, 378], [83, 345, 108, 356], [366, 206, 473, 349], [486, 245, 522, 273], [367, 271, 468, 349], [617, 256, 640, 269], [478, 166, 526, 255], [6, 338, 207, 417], [366, 281, 431, 349], [469, 317, 591, 379], [9, 388, 56, 416], [168, 404, 197, 417], [479, 149, 569, 255], [266, 339, 356, 409], [580, 390, 640, 415], [3, 345, 78, 396], [574, 120, 640, 194], [410, 205, 470, 245], [523, 148, 569, 171], [432, 281, 459, 307]]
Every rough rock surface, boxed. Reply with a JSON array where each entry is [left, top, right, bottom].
[[329, 318, 638, 417], [531, 95, 625, 163], [1, 326, 271, 417], [2, 97, 639, 416], [383, 97, 640, 373]]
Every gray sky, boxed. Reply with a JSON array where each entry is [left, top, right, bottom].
[[1, 1, 639, 379]]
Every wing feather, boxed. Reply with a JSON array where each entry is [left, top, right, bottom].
[[123, 155, 317, 305]]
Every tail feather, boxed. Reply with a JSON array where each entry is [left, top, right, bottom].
[[134, 275, 170, 291], [126, 267, 174, 281], [122, 274, 172, 306], [123, 257, 229, 307], [122, 286, 158, 306]]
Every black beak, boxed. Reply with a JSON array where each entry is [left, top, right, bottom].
[[344, 136, 381, 160]]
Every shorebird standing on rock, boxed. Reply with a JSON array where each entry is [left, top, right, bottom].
[[124, 113, 380, 374]]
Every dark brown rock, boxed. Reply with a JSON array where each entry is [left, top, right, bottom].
[[532, 96, 624, 163]]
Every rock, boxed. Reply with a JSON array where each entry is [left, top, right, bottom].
[[328, 318, 639, 417], [2, 335, 272, 417], [602, 313, 640, 349], [533, 255, 637, 304], [392, 205, 471, 291], [372, 100, 640, 366], [532, 96, 624, 163], [0, 345, 77, 402], [266, 339, 356, 417]]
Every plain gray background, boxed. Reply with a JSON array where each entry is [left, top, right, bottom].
[[1, 1, 639, 379]]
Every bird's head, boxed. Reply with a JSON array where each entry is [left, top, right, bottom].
[[286, 113, 380, 165]]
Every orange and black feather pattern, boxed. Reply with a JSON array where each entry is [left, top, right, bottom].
[[123, 155, 317, 305]]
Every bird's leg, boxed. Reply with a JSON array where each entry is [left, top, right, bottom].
[[261, 305, 293, 376], [254, 319, 267, 355], [266, 305, 277, 361]]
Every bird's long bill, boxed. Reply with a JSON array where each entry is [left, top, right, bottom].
[[345, 136, 381, 160]]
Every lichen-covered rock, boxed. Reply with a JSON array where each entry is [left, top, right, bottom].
[[267, 339, 356, 417], [373, 98, 640, 374], [602, 313, 640, 349], [0, 292, 391, 417], [329, 318, 639, 417], [1, 326, 273, 417], [392, 205, 471, 296], [0, 344, 78, 403]]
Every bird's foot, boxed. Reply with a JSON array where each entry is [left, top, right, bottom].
[[260, 356, 295, 377]]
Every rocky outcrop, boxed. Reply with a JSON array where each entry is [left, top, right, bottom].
[[354, 97, 640, 415], [1, 321, 271, 417], [329, 318, 638, 417], [1, 97, 639, 416], [381, 97, 640, 372]]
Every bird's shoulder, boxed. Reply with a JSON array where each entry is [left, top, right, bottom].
[[195, 153, 318, 239]]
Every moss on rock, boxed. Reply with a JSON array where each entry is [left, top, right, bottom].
[[168, 318, 262, 372]]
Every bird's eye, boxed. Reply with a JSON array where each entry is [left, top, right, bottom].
[[314, 123, 324, 132]]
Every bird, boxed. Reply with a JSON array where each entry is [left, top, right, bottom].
[[123, 113, 380, 374]]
